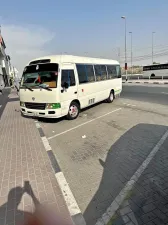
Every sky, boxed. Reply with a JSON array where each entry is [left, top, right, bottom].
[[1, 0, 168, 76]]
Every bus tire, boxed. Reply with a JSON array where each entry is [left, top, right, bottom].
[[67, 101, 80, 120], [107, 91, 114, 103]]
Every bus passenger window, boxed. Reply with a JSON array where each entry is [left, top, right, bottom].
[[76, 64, 87, 84], [100, 65, 107, 80], [61, 70, 76, 87], [107, 65, 118, 79], [86, 65, 95, 82], [94, 65, 102, 81]]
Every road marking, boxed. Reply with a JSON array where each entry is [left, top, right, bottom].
[[123, 103, 136, 107], [41, 136, 52, 151], [48, 108, 122, 140], [35, 121, 86, 225], [161, 92, 168, 95], [0, 105, 1, 108], [55, 172, 81, 215], [120, 201, 138, 225], [95, 129, 168, 225], [126, 104, 136, 107]]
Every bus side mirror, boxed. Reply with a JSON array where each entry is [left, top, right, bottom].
[[63, 82, 69, 89]]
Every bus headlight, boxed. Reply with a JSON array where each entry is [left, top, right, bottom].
[[46, 103, 61, 109], [20, 101, 25, 107]]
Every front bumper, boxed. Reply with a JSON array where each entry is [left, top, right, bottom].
[[20, 107, 62, 118]]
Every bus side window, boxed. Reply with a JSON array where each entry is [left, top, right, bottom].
[[61, 70, 76, 87]]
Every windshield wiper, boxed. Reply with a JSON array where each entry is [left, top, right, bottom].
[[36, 84, 52, 91], [23, 84, 34, 91]]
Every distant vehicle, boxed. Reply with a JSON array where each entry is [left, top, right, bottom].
[[0, 75, 5, 90], [19, 55, 122, 119], [143, 63, 168, 78]]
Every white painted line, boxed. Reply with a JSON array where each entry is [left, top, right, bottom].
[[35, 121, 41, 128], [126, 104, 136, 107], [48, 108, 122, 140], [120, 201, 138, 225], [0, 105, 1, 108], [161, 92, 168, 95], [35, 121, 86, 224], [95, 129, 168, 225], [41, 136, 52, 151], [123, 103, 136, 107], [55, 172, 82, 216]]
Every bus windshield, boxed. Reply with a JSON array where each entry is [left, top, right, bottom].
[[21, 63, 59, 88]]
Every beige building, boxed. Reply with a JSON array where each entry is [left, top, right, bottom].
[[0, 35, 11, 87]]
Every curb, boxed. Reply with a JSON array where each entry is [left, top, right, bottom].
[[122, 81, 168, 85], [35, 121, 86, 225], [95, 130, 168, 225]]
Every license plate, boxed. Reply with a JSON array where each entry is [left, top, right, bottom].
[[33, 112, 38, 116]]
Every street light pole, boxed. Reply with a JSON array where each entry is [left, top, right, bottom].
[[152, 32, 155, 64], [129, 32, 133, 74], [121, 16, 127, 80]]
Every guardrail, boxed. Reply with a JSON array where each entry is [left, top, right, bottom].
[[122, 74, 168, 80]]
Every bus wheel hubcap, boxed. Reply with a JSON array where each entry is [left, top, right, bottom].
[[69, 105, 78, 117], [110, 93, 113, 101]]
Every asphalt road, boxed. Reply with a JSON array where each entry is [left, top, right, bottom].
[[122, 84, 168, 106]]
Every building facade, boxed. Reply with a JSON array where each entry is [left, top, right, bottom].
[[0, 35, 11, 87]]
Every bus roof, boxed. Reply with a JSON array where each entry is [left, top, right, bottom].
[[28, 55, 119, 66]]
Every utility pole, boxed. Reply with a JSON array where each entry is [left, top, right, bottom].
[[152, 32, 155, 64], [129, 32, 133, 74], [121, 16, 127, 80]]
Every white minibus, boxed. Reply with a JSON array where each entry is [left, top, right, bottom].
[[20, 55, 122, 119]]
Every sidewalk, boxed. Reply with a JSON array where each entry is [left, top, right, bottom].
[[0, 90, 73, 225], [107, 133, 168, 225]]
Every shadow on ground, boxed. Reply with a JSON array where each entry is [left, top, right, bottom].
[[0, 181, 40, 224], [1, 181, 70, 225], [0, 88, 19, 119], [83, 123, 168, 225]]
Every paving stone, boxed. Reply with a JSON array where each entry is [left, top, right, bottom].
[[142, 203, 156, 213], [125, 222, 134, 225], [0, 92, 72, 225], [111, 135, 168, 225], [120, 206, 132, 216], [122, 215, 130, 223]]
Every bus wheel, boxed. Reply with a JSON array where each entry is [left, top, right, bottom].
[[67, 101, 80, 120], [151, 73, 155, 78], [107, 91, 114, 103]]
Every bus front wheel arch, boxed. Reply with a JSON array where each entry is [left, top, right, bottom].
[[151, 73, 155, 78]]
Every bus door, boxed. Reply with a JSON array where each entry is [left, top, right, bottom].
[[60, 64, 78, 115]]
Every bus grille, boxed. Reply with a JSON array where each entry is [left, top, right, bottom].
[[25, 102, 46, 110]]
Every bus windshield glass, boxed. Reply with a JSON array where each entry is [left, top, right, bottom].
[[21, 63, 59, 88]]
